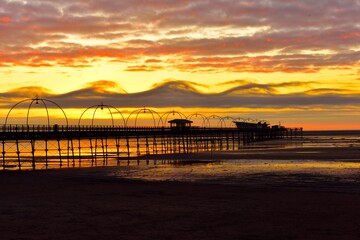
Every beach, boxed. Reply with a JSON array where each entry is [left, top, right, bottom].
[[1, 135, 360, 239]]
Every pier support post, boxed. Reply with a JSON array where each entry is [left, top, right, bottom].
[[57, 139, 62, 168], [78, 138, 82, 167], [126, 135, 130, 157], [70, 138, 75, 167], [136, 136, 140, 156], [153, 135, 157, 154], [16, 139, 21, 170], [101, 137, 107, 166], [31, 139, 36, 171], [45, 139, 48, 169], [2, 140, 5, 170], [94, 138, 98, 166], [89, 138, 94, 167], [115, 137, 120, 165], [145, 135, 150, 155]]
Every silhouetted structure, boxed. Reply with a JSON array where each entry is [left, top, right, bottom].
[[0, 98, 303, 171], [169, 119, 193, 130], [234, 121, 269, 129]]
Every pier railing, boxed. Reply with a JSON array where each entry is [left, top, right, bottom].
[[1, 124, 166, 132]]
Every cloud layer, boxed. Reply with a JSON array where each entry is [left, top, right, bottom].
[[1, 79, 359, 109], [0, 0, 359, 73]]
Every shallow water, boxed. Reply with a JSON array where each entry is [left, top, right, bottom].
[[107, 159, 360, 184], [104, 131, 360, 185]]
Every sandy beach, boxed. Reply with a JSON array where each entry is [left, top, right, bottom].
[[1, 137, 360, 240]]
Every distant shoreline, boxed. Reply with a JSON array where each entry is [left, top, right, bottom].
[[303, 129, 360, 136]]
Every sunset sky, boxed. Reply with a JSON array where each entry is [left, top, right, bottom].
[[0, 0, 359, 129]]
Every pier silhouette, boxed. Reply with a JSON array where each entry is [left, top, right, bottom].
[[1, 98, 302, 170]]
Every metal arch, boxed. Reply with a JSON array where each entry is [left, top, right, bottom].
[[26, 99, 50, 126], [125, 109, 136, 127], [78, 104, 125, 127], [4, 99, 32, 125], [4, 98, 68, 126], [79, 105, 95, 126], [40, 99, 51, 126], [43, 99, 69, 126], [219, 116, 237, 128], [186, 113, 207, 127], [105, 104, 126, 127], [159, 110, 187, 127], [205, 115, 226, 128], [91, 105, 109, 126], [221, 116, 236, 121], [136, 108, 163, 127], [26, 100, 35, 126], [134, 108, 153, 127], [126, 107, 163, 127]]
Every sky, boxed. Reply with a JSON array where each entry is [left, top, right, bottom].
[[0, 0, 359, 129]]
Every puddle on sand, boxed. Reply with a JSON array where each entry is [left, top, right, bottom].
[[106, 159, 360, 185], [105, 133, 360, 186]]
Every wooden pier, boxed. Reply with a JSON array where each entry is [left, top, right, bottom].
[[0, 124, 301, 171], [0, 98, 303, 171]]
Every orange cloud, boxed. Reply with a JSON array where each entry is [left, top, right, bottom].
[[342, 31, 360, 40], [0, 16, 11, 25], [0, 0, 359, 75], [125, 65, 164, 72], [85, 80, 127, 94], [4, 86, 53, 99]]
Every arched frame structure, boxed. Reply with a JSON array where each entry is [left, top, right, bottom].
[[219, 116, 237, 128], [126, 108, 163, 127], [204, 115, 228, 128], [4, 98, 68, 126], [3, 99, 264, 129], [78, 104, 126, 127], [186, 113, 207, 127]]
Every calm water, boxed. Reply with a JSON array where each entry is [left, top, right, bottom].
[[103, 130, 360, 185]]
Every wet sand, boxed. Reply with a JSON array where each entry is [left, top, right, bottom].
[[1, 144, 360, 239]]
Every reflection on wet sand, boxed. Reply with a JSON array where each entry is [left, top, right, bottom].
[[109, 159, 360, 184], [2, 131, 360, 240], [107, 133, 360, 187]]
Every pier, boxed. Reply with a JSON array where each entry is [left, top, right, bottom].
[[0, 98, 302, 170]]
